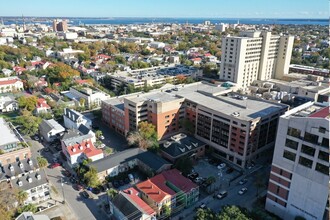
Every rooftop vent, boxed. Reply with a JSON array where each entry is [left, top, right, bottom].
[[79, 145, 83, 150], [36, 173, 41, 180], [9, 164, 14, 171], [163, 141, 171, 148], [18, 180, 23, 186], [179, 147, 186, 153], [192, 142, 198, 147], [72, 147, 76, 152], [231, 112, 240, 117], [19, 162, 23, 169], [86, 143, 90, 148], [28, 159, 33, 166], [27, 177, 32, 183], [185, 145, 192, 150]]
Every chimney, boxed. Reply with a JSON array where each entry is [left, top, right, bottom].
[[28, 159, 33, 166], [27, 177, 32, 183], [18, 180, 23, 186], [86, 143, 90, 148], [72, 147, 76, 152], [128, 190, 132, 195], [36, 173, 41, 180], [19, 162, 23, 169], [79, 145, 83, 150], [9, 164, 14, 171]]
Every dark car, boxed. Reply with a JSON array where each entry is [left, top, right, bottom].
[[124, 178, 130, 184], [92, 187, 101, 194], [119, 180, 125, 186], [80, 190, 90, 199], [194, 203, 206, 210], [112, 181, 119, 188], [70, 177, 78, 184]]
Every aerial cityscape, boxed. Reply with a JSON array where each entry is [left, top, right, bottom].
[[0, 1, 328, 220]]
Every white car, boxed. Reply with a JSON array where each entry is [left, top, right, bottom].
[[99, 135, 105, 140], [239, 179, 248, 185], [99, 144, 105, 149], [238, 187, 248, 195], [217, 163, 226, 169]]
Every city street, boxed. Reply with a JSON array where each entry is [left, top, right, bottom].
[[28, 136, 108, 220], [173, 165, 270, 220]]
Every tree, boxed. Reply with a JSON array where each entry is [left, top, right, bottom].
[[107, 188, 118, 201], [95, 130, 103, 138], [79, 98, 86, 107], [83, 166, 100, 188], [15, 110, 42, 136], [0, 182, 18, 217], [218, 206, 251, 220], [194, 208, 216, 220], [37, 156, 48, 168], [161, 204, 171, 218], [17, 191, 28, 205], [138, 121, 157, 140], [17, 96, 38, 111], [17, 203, 38, 214], [175, 157, 193, 175]]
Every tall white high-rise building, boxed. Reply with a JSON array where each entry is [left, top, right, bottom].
[[219, 31, 294, 88], [265, 102, 329, 220]]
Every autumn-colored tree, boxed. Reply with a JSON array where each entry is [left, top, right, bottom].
[[17, 95, 38, 111], [138, 121, 157, 140], [176, 74, 187, 84]]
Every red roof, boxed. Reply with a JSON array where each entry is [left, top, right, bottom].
[[75, 79, 91, 85], [161, 169, 198, 193], [31, 61, 44, 66], [136, 179, 172, 204], [65, 139, 103, 158], [136, 169, 197, 203], [36, 98, 50, 109], [13, 66, 26, 72], [0, 78, 22, 86], [122, 188, 156, 216], [309, 106, 330, 119], [204, 53, 212, 57], [191, 57, 202, 61]]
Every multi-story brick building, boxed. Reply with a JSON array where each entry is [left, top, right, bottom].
[[265, 102, 329, 220], [102, 82, 288, 168]]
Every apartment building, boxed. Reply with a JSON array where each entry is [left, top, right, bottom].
[[67, 87, 110, 108], [265, 102, 329, 220], [102, 82, 288, 168], [220, 31, 294, 88]]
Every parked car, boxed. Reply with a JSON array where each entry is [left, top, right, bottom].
[[194, 203, 206, 210], [238, 187, 248, 195], [216, 191, 228, 199], [112, 181, 119, 188], [98, 144, 105, 149], [70, 177, 78, 184], [99, 135, 105, 140], [217, 163, 226, 169], [34, 135, 40, 141], [239, 178, 248, 185], [128, 173, 134, 182], [80, 190, 90, 199], [51, 163, 61, 169], [92, 187, 101, 195]]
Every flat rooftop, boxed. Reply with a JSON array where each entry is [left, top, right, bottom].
[[125, 91, 180, 103], [0, 118, 20, 146], [283, 102, 329, 119]]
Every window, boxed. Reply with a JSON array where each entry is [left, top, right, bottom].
[[298, 156, 313, 168], [319, 127, 326, 133], [287, 127, 301, 138], [283, 150, 296, 162], [321, 138, 329, 148], [285, 139, 298, 150], [303, 132, 318, 144], [318, 151, 329, 162], [315, 163, 328, 175], [165, 115, 170, 119], [301, 144, 315, 156]]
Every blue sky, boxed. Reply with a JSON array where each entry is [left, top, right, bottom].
[[1, 0, 328, 18]]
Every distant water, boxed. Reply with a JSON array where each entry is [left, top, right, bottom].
[[3, 17, 329, 26]]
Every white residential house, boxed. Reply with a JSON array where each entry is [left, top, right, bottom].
[[0, 77, 24, 93], [39, 119, 65, 142], [68, 87, 110, 108], [61, 132, 103, 167], [63, 108, 92, 130], [0, 96, 18, 112]]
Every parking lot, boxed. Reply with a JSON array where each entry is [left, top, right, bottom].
[[191, 158, 242, 196]]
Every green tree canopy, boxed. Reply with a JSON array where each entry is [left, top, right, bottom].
[[37, 156, 48, 168], [83, 166, 100, 188], [17, 96, 38, 112], [15, 110, 42, 136]]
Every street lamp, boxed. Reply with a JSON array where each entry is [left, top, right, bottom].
[[61, 178, 65, 204]]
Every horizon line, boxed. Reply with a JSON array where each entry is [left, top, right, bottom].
[[1, 16, 328, 20]]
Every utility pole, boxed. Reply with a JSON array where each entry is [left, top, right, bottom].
[[61, 178, 65, 204]]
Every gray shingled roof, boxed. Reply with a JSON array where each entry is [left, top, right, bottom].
[[160, 134, 206, 158], [89, 148, 171, 173], [64, 108, 82, 123], [78, 124, 91, 135], [0, 158, 38, 181], [11, 169, 48, 191]]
